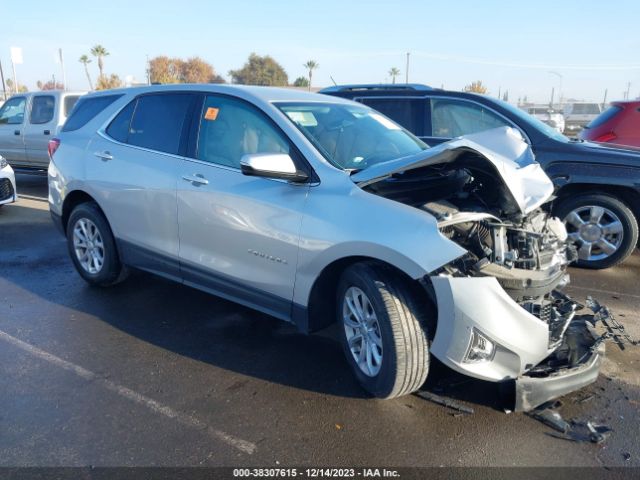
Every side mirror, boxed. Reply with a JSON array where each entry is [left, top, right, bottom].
[[240, 153, 309, 183]]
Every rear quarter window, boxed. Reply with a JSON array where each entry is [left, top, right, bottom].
[[359, 97, 424, 135], [62, 94, 122, 132]]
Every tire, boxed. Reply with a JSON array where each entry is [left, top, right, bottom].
[[66, 202, 128, 286], [554, 193, 639, 269], [337, 262, 430, 399]]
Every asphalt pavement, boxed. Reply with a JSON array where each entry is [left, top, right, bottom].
[[1, 174, 639, 468]]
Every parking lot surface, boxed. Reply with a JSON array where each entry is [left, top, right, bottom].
[[1, 175, 639, 467]]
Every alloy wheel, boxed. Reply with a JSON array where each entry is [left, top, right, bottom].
[[342, 286, 383, 377], [564, 205, 624, 261]]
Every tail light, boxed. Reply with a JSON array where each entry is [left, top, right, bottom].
[[48, 138, 61, 158], [594, 132, 617, 143]]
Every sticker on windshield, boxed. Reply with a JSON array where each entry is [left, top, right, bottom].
[[369, 113, 401, 130], [204, 107, 219, 121], [285, 111, 318, 127]]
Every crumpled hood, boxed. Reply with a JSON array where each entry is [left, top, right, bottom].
[[351, 126, 554, 214]]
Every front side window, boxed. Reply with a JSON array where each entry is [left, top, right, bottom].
[[0, 96, 26, 125], [30, 95, 55, 124], [197, 95, 289, 168], [431, 99, 510, 138], [278, 102, 426, 170], [128, 93, 196, 155], [359, 98, 424, 136]]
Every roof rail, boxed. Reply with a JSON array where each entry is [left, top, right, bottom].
[[319, 83, 432, 93]]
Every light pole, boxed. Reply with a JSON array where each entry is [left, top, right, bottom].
[[548, 71, 563, 107]]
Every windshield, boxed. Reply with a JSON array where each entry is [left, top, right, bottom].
[[500, 100, 569, 142], [277, 102, 428, 170]]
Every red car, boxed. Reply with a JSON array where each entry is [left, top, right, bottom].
[[579, 100, 640, 147]]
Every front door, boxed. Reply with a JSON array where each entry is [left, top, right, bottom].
[[177, 94, 309, 321], [0, 96, 28, 166]]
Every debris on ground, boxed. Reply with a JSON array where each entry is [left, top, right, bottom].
[[415, 391, 475, 415], [586, 296, 639, 350], [528, 402, 612, 444], [529, 408, 570, 434], [623, 452, 631, 461], [549, 421, 613, 444]]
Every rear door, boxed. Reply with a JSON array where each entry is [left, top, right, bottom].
[[0, 95, 28, 166], [24, 94, 57, 168], [87, 92, 198, 279], [356, 96, 428, 140]]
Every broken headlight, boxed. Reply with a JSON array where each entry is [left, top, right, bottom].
[[464, 328, 496, 363]]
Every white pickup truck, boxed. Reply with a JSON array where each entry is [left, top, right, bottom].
[[0, 90, 86, 171]]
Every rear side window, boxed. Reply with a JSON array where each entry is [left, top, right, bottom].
[[106, 101, 136, 143], [62, 94, 122, 132], [63, 95, 81, 117], [30, 95, 55, 124], [127, 94, 195, 155], [586, 106, 622, 129], [359, 98, 424, 135]]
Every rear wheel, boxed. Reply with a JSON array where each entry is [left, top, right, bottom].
[[555, 193, 638, 269], [66, 202, 128, 286], [337, 262, 431, 399]]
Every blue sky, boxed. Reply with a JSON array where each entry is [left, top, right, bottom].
[[2, 0, 639, 103]]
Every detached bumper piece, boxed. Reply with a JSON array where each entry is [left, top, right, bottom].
[[512, 317, 604, 412]]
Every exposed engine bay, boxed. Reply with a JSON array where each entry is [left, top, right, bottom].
[[364, 148, 589, 352]]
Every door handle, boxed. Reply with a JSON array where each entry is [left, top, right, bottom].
[[44, 130, 50, 135], [182, 174, 209, 186], [94, 151, 113, 161], [14, 130, 20, 136]]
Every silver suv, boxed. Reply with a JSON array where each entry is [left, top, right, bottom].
[[48, 85, 604, 411], [0, 90, 86, 170]]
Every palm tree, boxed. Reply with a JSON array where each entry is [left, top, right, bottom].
[[388, 67, 401, 84], [90, 45, 110, 80], [303, 60, 319, 91], [79, 55, 93, 90]]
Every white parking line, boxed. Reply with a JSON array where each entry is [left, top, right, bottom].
[[567, 285, 640, 301], [0, 329, 256, 455]]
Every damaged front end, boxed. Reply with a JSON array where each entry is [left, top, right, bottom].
[[355, 127, 606, 411]]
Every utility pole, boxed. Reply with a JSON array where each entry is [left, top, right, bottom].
[[59, 48, 67, 90], [625, 82, 631, 100], [550, 86, 555, 107], [146, 54, 151, 85], [602, 89, 608, 109], [0, 60, 6, 100], [405, 52, 410, 84]]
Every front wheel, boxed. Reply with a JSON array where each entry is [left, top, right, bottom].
[[554, 193, 638, 269], [337, 262, 431, 399]]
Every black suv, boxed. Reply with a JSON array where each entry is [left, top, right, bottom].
[[321, 84, 640, 269]]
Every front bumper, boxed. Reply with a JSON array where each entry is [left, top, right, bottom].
[[430, 275, 603, 410], [512, 319, 604, 411], [0, 164, 17, 205]]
